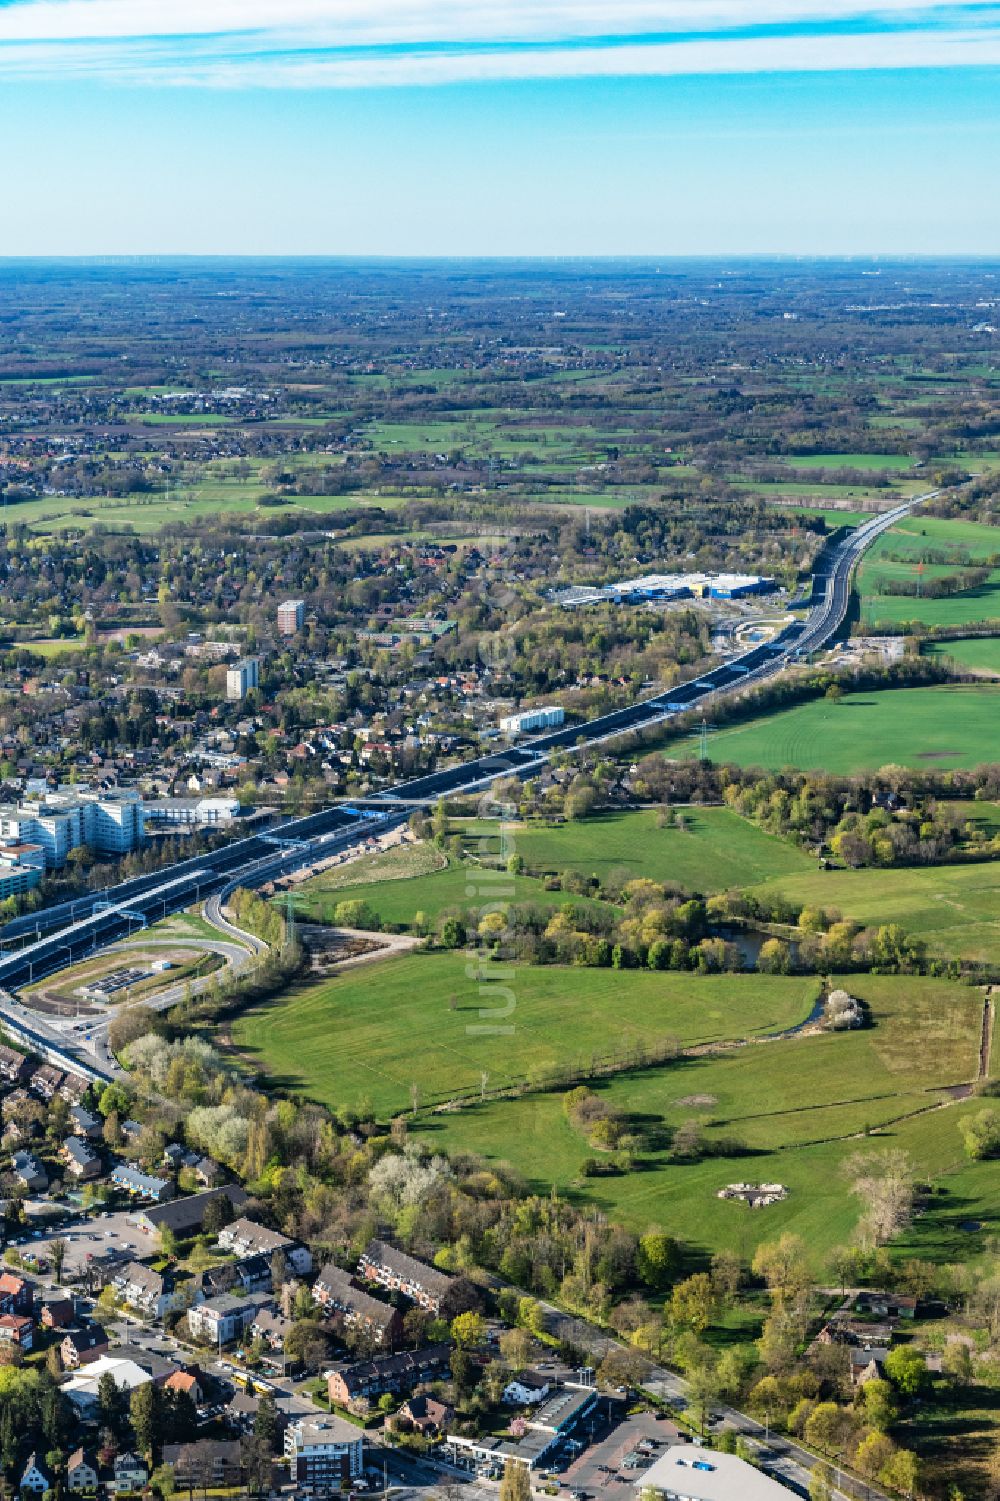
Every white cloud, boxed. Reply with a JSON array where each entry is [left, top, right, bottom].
[[0, 0, 996, 44], [0, 0, 998, 83]]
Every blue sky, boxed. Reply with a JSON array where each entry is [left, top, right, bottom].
[[1, 0, 999, 254]]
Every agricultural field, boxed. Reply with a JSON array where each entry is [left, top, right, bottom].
[[230, 954, 820, 1118], [667, 685, 1000, 772], [784, 452, 919, 470], [419, 974, 995, 1266], [856, 515, 1000, 629], [455, 807, 816, 891]]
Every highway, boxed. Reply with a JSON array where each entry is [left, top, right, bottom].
[[0, 490, 935, 1086], [380, 491, 937, 802]]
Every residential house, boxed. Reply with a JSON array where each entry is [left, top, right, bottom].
[[65, 1449, 99, 1494], [195, 1157, 223, 1188], [0, 1046, 29, 1084], [0, 1271, 33, 1316], [217, 1217, 313, 1275], [162, 1440, 244, 1490], [20, 1454, 54, 1494], [850, 1347, 890, 1386], [11, 1150, 47, 1192], [110, 1165, 174, 1201], [326, 1344, 452, 1410], [29, 1064, 64, 1101], [503, 1372, 552, 1406], [187, 1293, 267, 1347], [60, 1325, 110, 1369], [313, 1264, 402, 1348], [284, 1417, 364, 1493], [250, 1305, 293, 1353], [111, 1454, 148, 1494], [226, 1391, 263, 1433], [112, 1262, 181, 1320], [135, 1185, 247, 1242], [41, 1297, 75, 1330], [60, 1075, 89, 1106], [62, 1136, 102, 1181], [165, 1369, 204, 1404], [358, 1239, 452, 1313], [0, 1314, 32, 1350], [193, 1252, 272, 1301], [69, 1106, 102, 1140], [163, 1143, 199, 1172], [395, 1394, 453, 1436]]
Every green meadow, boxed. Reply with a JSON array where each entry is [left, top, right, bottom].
[[231, 954, 819, 1118], [455, 806, 816, 891], [417, 974, 994, 1266], [924, 636, 1000, 676], [857, 515, 1000, 629], [667, 685, 1000, 773]]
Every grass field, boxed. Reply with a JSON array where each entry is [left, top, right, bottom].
[[754, 858, 1000, 965], [786, 452, 917, 470], [303, 840, 446, 893], [290, 859, 592, 930], [417, 973, 994, 1265], [668, 685, 1000, 772], [231, 954, 820, 1118], [924, 636, 1000, 676], [857, 515, 1000, 629], [766, 505, 877, 528], [455, 807, 816, 892]]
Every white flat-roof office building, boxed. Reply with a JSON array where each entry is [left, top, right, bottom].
[[638, 1447, 795, 1501]]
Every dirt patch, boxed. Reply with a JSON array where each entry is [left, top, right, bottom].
[[916, 750, 962, 760], [674, 1093, 718, 1107]]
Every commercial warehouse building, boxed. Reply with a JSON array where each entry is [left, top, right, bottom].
[[554, 572, 775, 608]]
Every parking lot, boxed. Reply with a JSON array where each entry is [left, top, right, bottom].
[[12, 1207, 157, 1278], [558, 1411, 683, 1497]]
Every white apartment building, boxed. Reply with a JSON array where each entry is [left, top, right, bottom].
[[0, 790, 145, 871], [284, 1418, 363, 1494], [226, 658, 260, 702], [499, 706, 565, 737]]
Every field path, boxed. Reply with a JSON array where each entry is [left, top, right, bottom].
[[979, 989, 994, 1080]]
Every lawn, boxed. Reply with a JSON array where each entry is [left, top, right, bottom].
[[667, 686, 1000, 773], [752, 859, 1000, 966], [924, 636, 1000, 676], [418, 974, 994, 1266], [230, 954, 820, 1118], [455, 807, 816, 892]]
